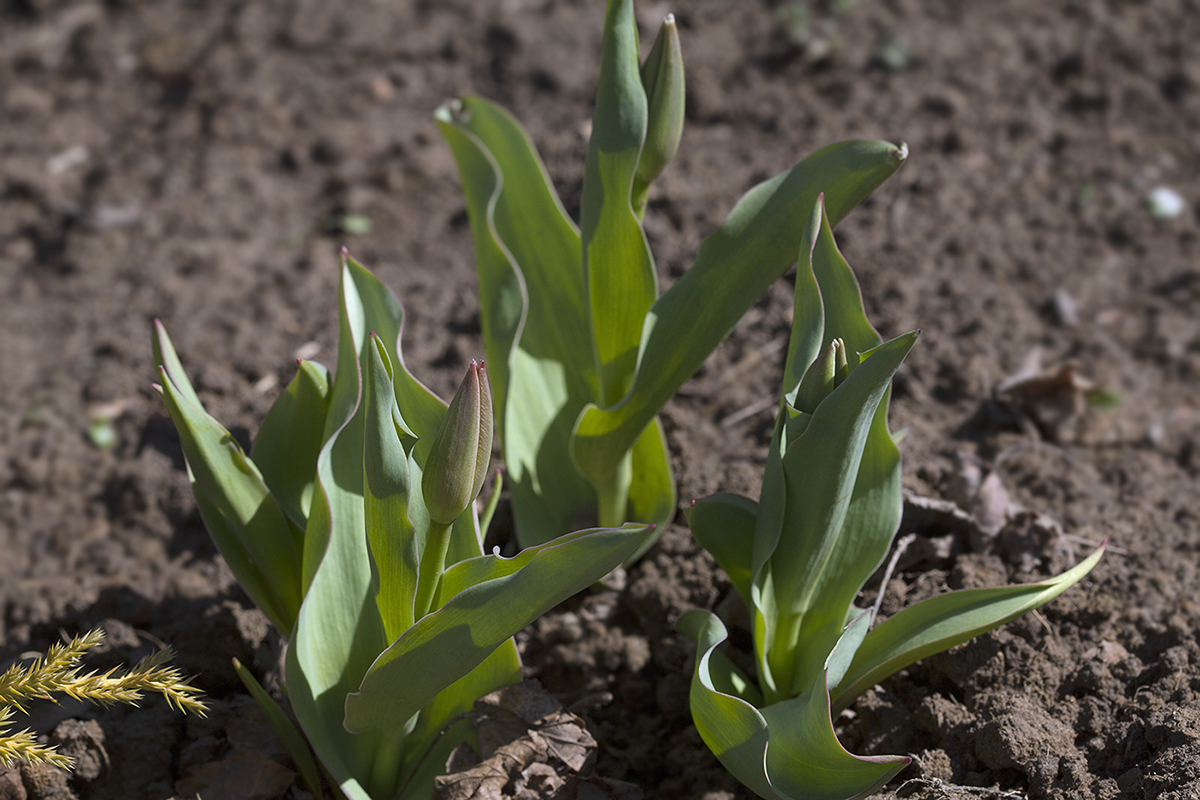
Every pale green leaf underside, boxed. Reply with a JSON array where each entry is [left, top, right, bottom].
[[437, 98, 598, 548], [679, 610, 908, 800]]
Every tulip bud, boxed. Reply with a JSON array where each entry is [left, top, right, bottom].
[[422, 360, 494, 525], [793, 339, 846, 415], [632, 14, 685, 213]]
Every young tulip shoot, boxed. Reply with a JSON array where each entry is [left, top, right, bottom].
[[152, 251, 652, 800], [437, 0, 907, 557], [681, 196, 1104, 800]]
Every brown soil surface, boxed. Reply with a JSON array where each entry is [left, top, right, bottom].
[[2, 1, 1198, 799]]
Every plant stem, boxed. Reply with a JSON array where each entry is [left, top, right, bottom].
[[413, 519, 453, 619], [368, 733, 405, 799], [765, 612, 803, 705], [595, 452, 633, 529]]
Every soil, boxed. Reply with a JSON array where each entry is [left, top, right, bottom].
[[2, 1, 1199, 799]]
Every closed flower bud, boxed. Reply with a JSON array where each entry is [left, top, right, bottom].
[[422, 360, 494, 525], [793, 339, 846, 415], [633, 14, 685, 209]]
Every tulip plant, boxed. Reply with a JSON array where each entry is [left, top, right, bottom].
[[436, 0, 907, 555], [152, 253, 653, 800], [679, 197, 1105, 800]]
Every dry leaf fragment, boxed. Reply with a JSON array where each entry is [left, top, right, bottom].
[[433, 681, 642, 800]]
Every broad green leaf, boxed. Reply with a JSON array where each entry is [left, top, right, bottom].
[[364, 336, 420, 642], [785, 395, 901, 699], [751, 332, 914, 697], [808, 197, 883, 370], [396, 641, 521, 800], [437, 97, 599, 549], [823, 611, 871, 693], [677, 609, 774, 799], [781, 203, 826, 402], [688, 493, 758, 607], [679, 610, 907, 800], [678, 610, 762, 707], [572, 140, 908, 487], [287, 426, 388, 800], [335, 257, 480, 567], [233, 657, 324, 800], [759, 681, 908, 800], [288, 261, 395, 800], [189, 487, 292, 636], [156, 368, 302, 634], [340, 254, 446, 462], [775, 196, 908, 696], [254, 360, 331, 530], [625, 417, 676, 560], [766, 332, 917, 620], [831, 545, 1106, 713], [583, 0, 656, 408], [343, 524, 653, 738]]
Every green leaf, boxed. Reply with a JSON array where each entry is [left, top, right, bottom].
[[151, 319, 202, 409], [364, 335, 420, 643], [758, 683, 908, 800], [436, 97, 599, 549], [232, 657, 325, 800], [764, 332, 916, 620], [573, 140, 908, 491], [583, 0, 656, 409], [396, 641, 521, 800], [755, 332, 915, 697], [343, 523, 653, 738], [777, 196, 907, 695], [286, 431, 388, 800], [687, 493, 757, 607], [625, 417, 675, 560], [677, 609, 774, 799], [781, 199, 826, 402], [287, 262, 395, 800], [254, 360, 332, 530], [339, 253, 446, 462], [831, 545, 1106, 714], [823, 610, 871, 692], [679, 610, 907, 800], [808, 196, 884, 371], [156, 366, 302, 634]]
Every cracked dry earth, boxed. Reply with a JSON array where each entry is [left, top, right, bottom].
[[2, 1, 1199, 799]]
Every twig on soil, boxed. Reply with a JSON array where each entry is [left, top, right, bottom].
[[1063, 532, 1126, 556], [898, 775, 1028, 799], [872, 534, 916, 622], [897, 754, 1029, 799], [719, 395, 778, 427]]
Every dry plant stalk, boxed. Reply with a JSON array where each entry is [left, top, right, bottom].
[[0, 629, 206, 770]]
